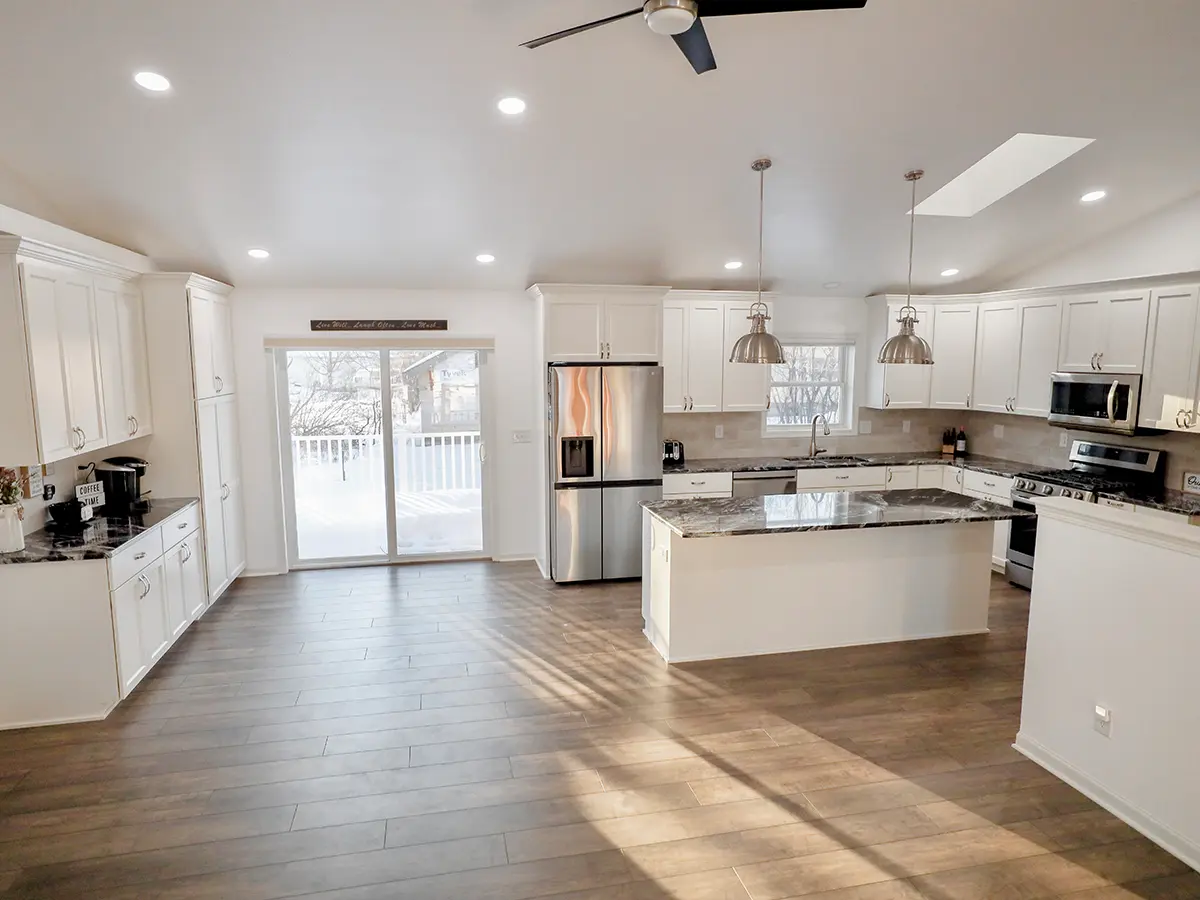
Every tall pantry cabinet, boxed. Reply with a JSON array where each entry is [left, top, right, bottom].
[[141, 274, 246, 604]]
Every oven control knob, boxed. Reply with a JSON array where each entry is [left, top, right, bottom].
[[1074, 490, 1085, 500], [1041, 484, 1054, 495], [1015, 479, 1027, 491]]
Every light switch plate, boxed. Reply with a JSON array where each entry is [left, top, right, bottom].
[[1059, 431, 1070, 448], [993, 424, 1004, 439], [902, 420, 911, 434], [511, 430, 532, 444], [715, 425, 724, 439]]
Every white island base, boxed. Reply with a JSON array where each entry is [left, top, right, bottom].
[[644, 512, 995, 663]]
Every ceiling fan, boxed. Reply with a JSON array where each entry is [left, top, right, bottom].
[[521, 0, 868, 75]]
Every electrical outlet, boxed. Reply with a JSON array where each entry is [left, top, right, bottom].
[[902, 420, 911, 434], [511, 430, 531, 444], [1093, 704, 1112, 738], [42, 483, 56, 502], [715, 425, 724, 439], [993, 424, 1005, 439], [1060, 431, 1070, 448]]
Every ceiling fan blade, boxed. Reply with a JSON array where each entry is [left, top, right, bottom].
[[521, 7, 642, 49], [700, 0, 867, 15], [673, 18, 717, 74]]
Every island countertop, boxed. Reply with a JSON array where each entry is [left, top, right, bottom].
[[642, 488, 1033, 538]]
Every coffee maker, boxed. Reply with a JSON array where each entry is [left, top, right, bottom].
[[96, 457, 151, 515]]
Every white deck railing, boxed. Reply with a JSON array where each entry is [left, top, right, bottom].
[[291, 431, 482, 492]]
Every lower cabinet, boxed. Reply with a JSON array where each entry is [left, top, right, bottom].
[[795, 467, 888, 493], [163, 530, 206, 640], [885, 466, 919, 489], [111, 560, 168, 697], [962, 472, 1015, 571]]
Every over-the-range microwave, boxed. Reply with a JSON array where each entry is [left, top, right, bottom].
[[1047, 372, 1142, 435]]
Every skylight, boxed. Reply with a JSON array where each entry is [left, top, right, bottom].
[[912, 133, 1095, 217]]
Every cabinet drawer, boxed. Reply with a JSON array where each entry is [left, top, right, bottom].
[[963, 487, 1012, 507], [963, 470, 1014, 499], [663, 491, 731, 501], [109, 527, 164, 589], [663, 472, 733, 496], [161, 504, 201, 551], [794, 466, 887, 491]]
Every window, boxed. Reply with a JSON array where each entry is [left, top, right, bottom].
[[765, 342, 854, 433]]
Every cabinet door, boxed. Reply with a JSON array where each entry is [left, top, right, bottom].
[[722, 303, 770, 412], [886, 466, 919, 489], [197, 399, 229, 600], [942, 466, 963, 493], [139, 561, 170, 664], [190, 291, 218, 399], [57, 274, 107, 452], [111, 575, 148, 697], [881, 304, 934, 408], [96, 281, 153, 443], [212, 297, 237, 394], [216, 395, 247, 581], [1013, 298, 1062, 417], [1099, 290, 1151, 374], [972, 301, 1019, 413], [1139, 286, 1200, 430], [929, 305, 978, 410], [605, 300, 661, 362], [661, 304, 686, 413], [544, 300, 604, 361], [162, 542, 191, 641], [181, 536, 207, 620], [916, 465, 945, 489], [685, 303, 725, 412], [118, 287, 153, 435], [20, 264, 76, 461], [1058, 295, 1104, 372]]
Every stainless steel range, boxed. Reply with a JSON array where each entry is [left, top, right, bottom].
[[1006, 439, 1163, 588]]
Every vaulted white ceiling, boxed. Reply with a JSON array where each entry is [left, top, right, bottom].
[[0, 0, 1199, 294]]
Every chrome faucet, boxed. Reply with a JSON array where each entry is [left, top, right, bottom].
[[809, 415, 831, 459]]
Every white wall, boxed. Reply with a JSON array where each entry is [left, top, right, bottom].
[[229, 288, 539, 575], [1001, 192, 1200, 289]]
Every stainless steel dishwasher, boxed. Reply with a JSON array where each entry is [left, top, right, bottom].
[[732, 470, 797, 497]]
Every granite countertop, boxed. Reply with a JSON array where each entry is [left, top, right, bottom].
[[664, 452, 1033, 479], [643, 488, 1034, 538], [1, 498, 199, 565], [1096, 487, 1200, 517]]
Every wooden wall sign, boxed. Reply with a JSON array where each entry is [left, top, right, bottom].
[[310, 319, 449, 332]]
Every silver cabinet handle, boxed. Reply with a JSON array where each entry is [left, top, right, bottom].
[[178, 521, 188, 529], [215, 375, 224, 393], [834, 475, 851, 481], [70, 427, 80, 450], [887, 470, 893, 483], [134, 552, 146, 560], [127, 415, 136, 436], [966, 393, 971, 407], [132, 415, 139, 434], [138, 574, 149, 598], [1106, 379, 1118, 423], [181, 542, 191, 563], [984, 480, 997, 489], [1177, 410, 1186, 429], [1090, 353, 1098, 370], [1188, 410, 1197, 429], [221, 483, 230, 500], [884, 393, 890, 408], [1097, 352, 1104, 370], [766, 393, 771, 410], [690, 480, 705, 486]]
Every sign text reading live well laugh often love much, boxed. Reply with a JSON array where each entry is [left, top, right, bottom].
[[310, 319, 449, 332]]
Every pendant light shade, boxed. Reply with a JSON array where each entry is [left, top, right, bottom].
[[729, 158, 786, 366], [877, 170, 935, 366]]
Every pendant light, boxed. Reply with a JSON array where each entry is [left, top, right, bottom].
[[877, 169, 935, 366], [729, 158, 786, 365]]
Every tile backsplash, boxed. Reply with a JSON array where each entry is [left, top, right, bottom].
[[666, 408, 1200, 491]]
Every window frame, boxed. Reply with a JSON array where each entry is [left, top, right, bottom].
[[761, 337, 858, 438]]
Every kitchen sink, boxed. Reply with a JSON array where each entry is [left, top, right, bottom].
[[785, 455, 870, 464]]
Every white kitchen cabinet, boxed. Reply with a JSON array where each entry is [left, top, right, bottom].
[[917, 465, 947, 489], [794, 467, 888, 492], [663, 471, 733, 499], [95, 278, 154, 443], [191, 289, 237, 398], [533, 285, 669, 362], [55, 272, 107, 454], [1013, 298, 1062, 417], [662, 300, 724, 412], [1058, 290, 1150, 374], [886, 466, 919, 489], [163, 531, 205, 640], [1139, 285, 1200, 431], [111, 559, 168, 697], [198, 395, 246, 602], [942, 465, 964, 493], [722, 301, 772, 412], [972, 301, 1020, 413], [929, 305, 978, 410], [864, 302, 934, 409]]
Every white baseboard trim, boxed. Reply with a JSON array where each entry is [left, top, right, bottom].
[[490, 554, 537, 564], [660, 627, 991, 665], [1014, 732, 1200, 871], [535, 557, 549, 580], [240, 568, 287, 578], [1, 702, 118, 731]]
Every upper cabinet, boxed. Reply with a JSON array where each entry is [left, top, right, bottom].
[[1140, 285, 1200, 432], [191, 289, 237, 398], [722, 300, 772, 412], [1012, 298, 1063, 417], [1058, 289, 1150, 374], [662, 299, 724, 413], [929, 304, 978, 410], [864, 302, 934, 409], [96, 278, 153, 442], [970, 296, 1062, 417], [532, 285, 670, 363]]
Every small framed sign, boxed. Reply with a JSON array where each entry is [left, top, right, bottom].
[[1183, 472, 1200, 496], [310, 319, 448, 332], [76, 482, 105, 509]]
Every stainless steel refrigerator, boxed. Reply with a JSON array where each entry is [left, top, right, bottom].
[[548, 363, 663, 583]]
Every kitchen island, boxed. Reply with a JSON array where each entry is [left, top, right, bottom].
[[641, 488, 1031, 663]]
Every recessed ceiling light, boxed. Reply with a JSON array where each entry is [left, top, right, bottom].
[[247, 248, 270, 259], [476, 253, 495, 263], [941, 268, 960, 277], [724, 261, 743, 270], [497, 97, 526, 115], [823, 281, 841, 289], [1080, 190, 1107, 203], [134, 71, 171, 92]]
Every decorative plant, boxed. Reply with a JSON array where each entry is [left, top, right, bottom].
[[0, 468, 27, 519]]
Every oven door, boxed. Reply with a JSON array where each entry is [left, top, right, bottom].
[[1047, 373, 1141, 435], [1006, 494, 1038, 588]]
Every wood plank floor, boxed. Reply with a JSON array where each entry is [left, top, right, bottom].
[[0, 562, 1195, 900]]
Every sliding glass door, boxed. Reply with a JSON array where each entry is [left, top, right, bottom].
[[278, 348, 487, 567]]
